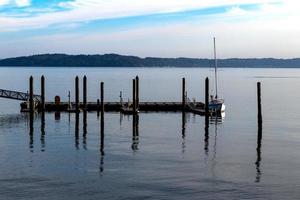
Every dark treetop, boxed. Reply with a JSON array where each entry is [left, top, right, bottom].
[[1, 53, 300, 67]]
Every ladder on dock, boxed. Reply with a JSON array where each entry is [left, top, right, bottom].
[[0, 89, 41, 102]]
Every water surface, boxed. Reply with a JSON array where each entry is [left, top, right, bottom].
[[0, 67, 300, 199]]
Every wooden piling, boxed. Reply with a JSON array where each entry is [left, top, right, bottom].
[[29, 76, 34, 113], [182, 78, 186, 111], [100, 83, 105, 155], [101, 82, 104, 113], [83, 75, 87, 109], [133, 79, 136, 113], [205, 77, 209, 115], [257, 82, 262, 124], [41, 75, 45, 111], [75, 76, 79, 112], [135, 76, 139, 109]]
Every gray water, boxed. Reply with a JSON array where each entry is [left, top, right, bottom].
[[0, 67, 300, 199]]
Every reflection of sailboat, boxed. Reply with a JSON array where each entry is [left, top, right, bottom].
[[209, 37, 225, 114], [210, 112, 225, 123]]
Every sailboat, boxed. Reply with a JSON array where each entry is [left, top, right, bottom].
[[209, 37, 226, 114]]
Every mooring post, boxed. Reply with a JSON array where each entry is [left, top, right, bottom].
[[75, 76, 79, 112], [205, 77, 209, 115], [133, 79, 136, 113], [101, 82, 104, 114], [256, 82, 263, 182], [100, 82, 105, 155], [182, 78, 186, 111], [29, 76, 34, 113], [41, 75, 45, 111], [257, 82, 262, 125], [83, 75, 87, 110], [135, 76, 139, 109]]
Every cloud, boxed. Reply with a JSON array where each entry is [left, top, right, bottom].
[[0, 0, 278, 31], [15, 0, 31, 7], [0, 0, 10, 6]]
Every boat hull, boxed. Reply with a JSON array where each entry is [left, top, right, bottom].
[[209, 100, 225, 114]]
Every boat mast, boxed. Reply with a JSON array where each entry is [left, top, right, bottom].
[[213, 37, 218, 99]]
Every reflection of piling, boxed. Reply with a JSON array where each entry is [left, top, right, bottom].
[[83, 110, 87, 149], [75, 112, 79, 149], [182, 78, 186, 111], [75, 76, 79, 112], [205, 77, 209, 115], [131, 114, 139, 151], [100, 110, 105, 172], [135, 76, 139, 109], [41, 75, 45, 111], [182, 111, 186, 138], [83, 76, 87, 110], [41, 112, 45, 151], [255, 123, 262, 182]]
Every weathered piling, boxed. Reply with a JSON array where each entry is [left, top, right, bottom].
[[41, 75, 45, 111], [256, 82, 263, 182], [29, 76, 34, 113], [257, 82, 262, 124], [182, 78, 186, 110], [205, 77, 209, 115], [135, 76, 139, 109], [75, 76, 79, 112], [101, 82, 104, 113], [100, 82, 105, 153], [133, 79, 136, 113], [83, 76, 87, 109]]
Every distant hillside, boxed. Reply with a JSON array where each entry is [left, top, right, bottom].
[[0, 54, 300, 68]]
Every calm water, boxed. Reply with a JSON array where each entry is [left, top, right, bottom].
[[0, 67, 300, 199]]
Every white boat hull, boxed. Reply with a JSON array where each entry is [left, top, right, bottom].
[[209, 100, 225, 113]]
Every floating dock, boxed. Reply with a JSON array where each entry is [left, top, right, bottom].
[[1, 75, 209, 116]]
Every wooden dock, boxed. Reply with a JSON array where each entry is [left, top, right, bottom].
[[0, 75, 210, 116]]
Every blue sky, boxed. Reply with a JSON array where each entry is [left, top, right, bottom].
[[0, 0, 299, 58]]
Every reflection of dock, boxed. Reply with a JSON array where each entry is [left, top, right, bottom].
[[20, 101, 205, 113]]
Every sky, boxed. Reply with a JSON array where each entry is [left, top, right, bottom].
[[0, 0, 300, 59]]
